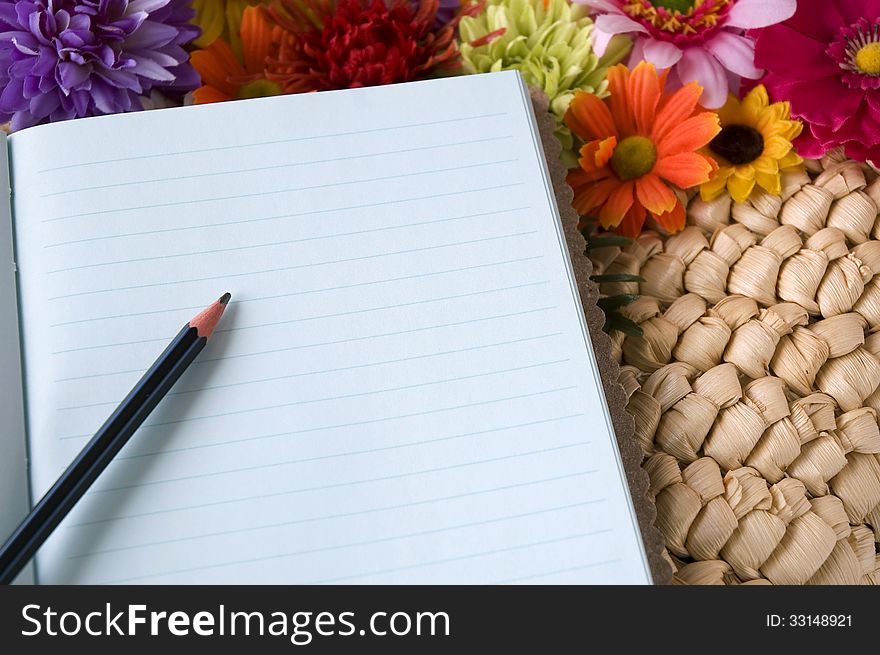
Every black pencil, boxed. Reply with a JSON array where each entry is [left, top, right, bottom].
[[0, 292, 231, 584]]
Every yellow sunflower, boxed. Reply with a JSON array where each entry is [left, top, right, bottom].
[[700, 85, 804, 203], [192, 0, 268, 55]]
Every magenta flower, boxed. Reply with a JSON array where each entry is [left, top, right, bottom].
[[0, 0, 200, 130], [755, 0, 880, 164], [579, 0, 796, 108]]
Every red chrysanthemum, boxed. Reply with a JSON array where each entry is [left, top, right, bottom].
[[265, 0, 477, 93]]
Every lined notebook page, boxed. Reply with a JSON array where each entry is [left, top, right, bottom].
[[10, 71, 650, 584]]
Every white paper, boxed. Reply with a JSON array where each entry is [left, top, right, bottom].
[[0, 133, 33, 584], [9, 71, 650, 584]]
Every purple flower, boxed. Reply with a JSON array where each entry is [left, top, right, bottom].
[[0, 0, 201, 130]]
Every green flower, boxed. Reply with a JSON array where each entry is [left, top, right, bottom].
[[459, 0, 630, 161]]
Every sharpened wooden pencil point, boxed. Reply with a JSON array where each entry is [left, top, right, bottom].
[[190, 293, 230, 339]]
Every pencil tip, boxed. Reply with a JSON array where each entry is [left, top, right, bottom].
[[219, 292, 231, 306]]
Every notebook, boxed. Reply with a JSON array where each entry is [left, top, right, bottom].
[[0, 70, 652, 584]]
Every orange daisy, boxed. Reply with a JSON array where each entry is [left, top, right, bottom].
[[191, 7, 281, 104], [565, 61, 720, 237]]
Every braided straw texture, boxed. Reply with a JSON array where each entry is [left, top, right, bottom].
[[591, 151, 880, 585]]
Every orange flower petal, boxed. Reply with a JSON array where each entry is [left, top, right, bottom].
[[597, 180, 635, 229], [635, 173, 677, 216], [565, 92, 617, 142], [652, 82, 703, 145], [241, 6, 275, 75], [594, 136, 616, 168], [578, 138, 616, 173], [192, 85, 233, 104], [570, 176, 620, 215], [656, 113, 720, 158], [616, 201, 648, 238], [651, 199, 686, 235], [191, 41, 246, 97], [627, 61, 661, 136], [606, 64, 636, 137], [567, 166, 613, 186], [654, 152, 717, 188]]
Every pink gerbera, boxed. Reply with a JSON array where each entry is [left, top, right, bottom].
[[580, 0, 796, 108], [754, 0, 880, 164]]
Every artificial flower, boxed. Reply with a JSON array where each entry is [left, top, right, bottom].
[[414, 0, 462, 27], [191, 6, 280, 104], [754, 0, 880, 164], [458, 0, 631, 151], [700, 85, 803, 203], [565, 61, 719, 237], [0, 0, 200, 130], [264, 0, 476, 93], [580, 0, 797, 108], [191, 0, 268, 56]]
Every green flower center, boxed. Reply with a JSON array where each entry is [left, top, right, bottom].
[[855, 42, 880, 75], [710, 124, 765, 165], [236, 79, 283, 100], [649, 0, 696, 13], [610, 136, 657, 181]]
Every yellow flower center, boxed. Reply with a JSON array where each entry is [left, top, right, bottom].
[[623, 0, 729, 35], [650, 0, 696, 12], [611, 136, 657, 180], [236, 79, 283, 100], [855, 42, 880, 75]]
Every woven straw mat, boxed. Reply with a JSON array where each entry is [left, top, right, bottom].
[[589, 151, 880, 585]]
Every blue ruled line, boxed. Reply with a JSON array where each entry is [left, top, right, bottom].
[[68, 472, 599, 559], [56, 357, 569, 412], [63, 384, 578, 445], [66, 414, 586, 527], [38, 112, 508, 173], [99, 495, 596, 584], [42, 136, 514, 197], [43, 187, 527, 248], [53, 307, 556, 381], [47, 230, 536, 301], [50, 254, 540, 327], [51, 280, 549, 354], [42, 159, 518, 223], [312, 529, 613, 584]]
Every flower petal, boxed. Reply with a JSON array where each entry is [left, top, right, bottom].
[[725, 0, 797, 29], [570, 175, 620, 215], [565, 91, 617, 141], [701, 167, 734, 200], [651, 199, 686, 235], [594, 13, 648, 38], [240, 6, 273, 75], [616, 201, 648, 238], [654, 152, 717, 188], [728, 172, 756, 203], [606, 64, 636, 136], [655, 113, 720, 158], [642, 39, 682, 70], [833, 0, 880, 27], [597, 180, 636, 229], [578, 136, 617, 173], [755, 170, 782, 195], [784, 76, 863, 130], [676, 47, 729, 109], [636, 173, 677, 215], [594, 136, 617, 168], [753, 25, 840, 81], [704, 32, 762, 80], [652, 82, 702, 144], [628, 61, 661, 136]]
